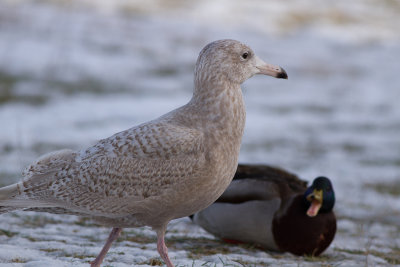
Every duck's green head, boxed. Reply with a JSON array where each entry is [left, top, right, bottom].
[[303, 177, 335, 217]]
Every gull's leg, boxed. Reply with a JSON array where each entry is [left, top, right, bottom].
[[90, 227, 123, 267], [156, 227, 174, 267]]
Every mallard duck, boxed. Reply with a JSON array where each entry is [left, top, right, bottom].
[[191, 164, 336, 256]]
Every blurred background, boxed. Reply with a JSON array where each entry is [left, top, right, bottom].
[[0, 0, 399, 265]]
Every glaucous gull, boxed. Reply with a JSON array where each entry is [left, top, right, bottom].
[[0, 39, 287, 266]]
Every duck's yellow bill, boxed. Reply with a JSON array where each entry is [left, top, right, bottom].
[[307, 199, 322, 217]]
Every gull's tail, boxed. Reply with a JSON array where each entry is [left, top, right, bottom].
[[0, 183, 19, 200], [0, 182, 23, 214], [0, 181, 56, 214], [0, 149, 77, 214]]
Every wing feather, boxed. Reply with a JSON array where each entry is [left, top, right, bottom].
[[12, 121, 205, 217]]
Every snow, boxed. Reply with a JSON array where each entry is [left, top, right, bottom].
[[0, 0, 400, 266]]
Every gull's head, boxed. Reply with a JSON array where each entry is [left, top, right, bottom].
[[194, 39, 287, 86]]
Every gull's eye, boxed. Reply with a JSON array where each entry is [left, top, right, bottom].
[[241, 52, 249, 60]]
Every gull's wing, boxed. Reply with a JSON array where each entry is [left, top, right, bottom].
[[3, 121, 205, 217]]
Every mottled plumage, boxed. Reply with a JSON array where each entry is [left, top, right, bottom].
[[192, 164, 336, 256], [0, 40, 287, 267]]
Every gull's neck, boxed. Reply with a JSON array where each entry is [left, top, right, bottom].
[[188, 73, 246, 185], [188, 76, 246, 142]]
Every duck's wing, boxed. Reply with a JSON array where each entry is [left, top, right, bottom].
[[215, 164, 307, 204], [215, 178, 281, 203], [236, 164, 307, 192]]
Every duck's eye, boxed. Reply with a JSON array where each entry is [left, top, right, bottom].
[[241, 52, 249, 59]]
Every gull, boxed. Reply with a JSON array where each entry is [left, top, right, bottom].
[[0, 39, 287, 267]]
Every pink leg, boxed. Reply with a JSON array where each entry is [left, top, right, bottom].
[[91, 227, 123, 267], [156, 229, 174, 267]]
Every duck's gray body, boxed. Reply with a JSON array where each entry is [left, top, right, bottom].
[[193, 178, 281, 250], [192, 164, 308, 251]]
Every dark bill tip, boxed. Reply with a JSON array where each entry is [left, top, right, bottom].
[[277, 67, 288, 79]]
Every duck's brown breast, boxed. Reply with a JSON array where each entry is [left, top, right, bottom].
[[272, 195, 336, 256]]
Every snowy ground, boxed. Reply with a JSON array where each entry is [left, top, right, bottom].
[[0, 0, 400, 266]]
